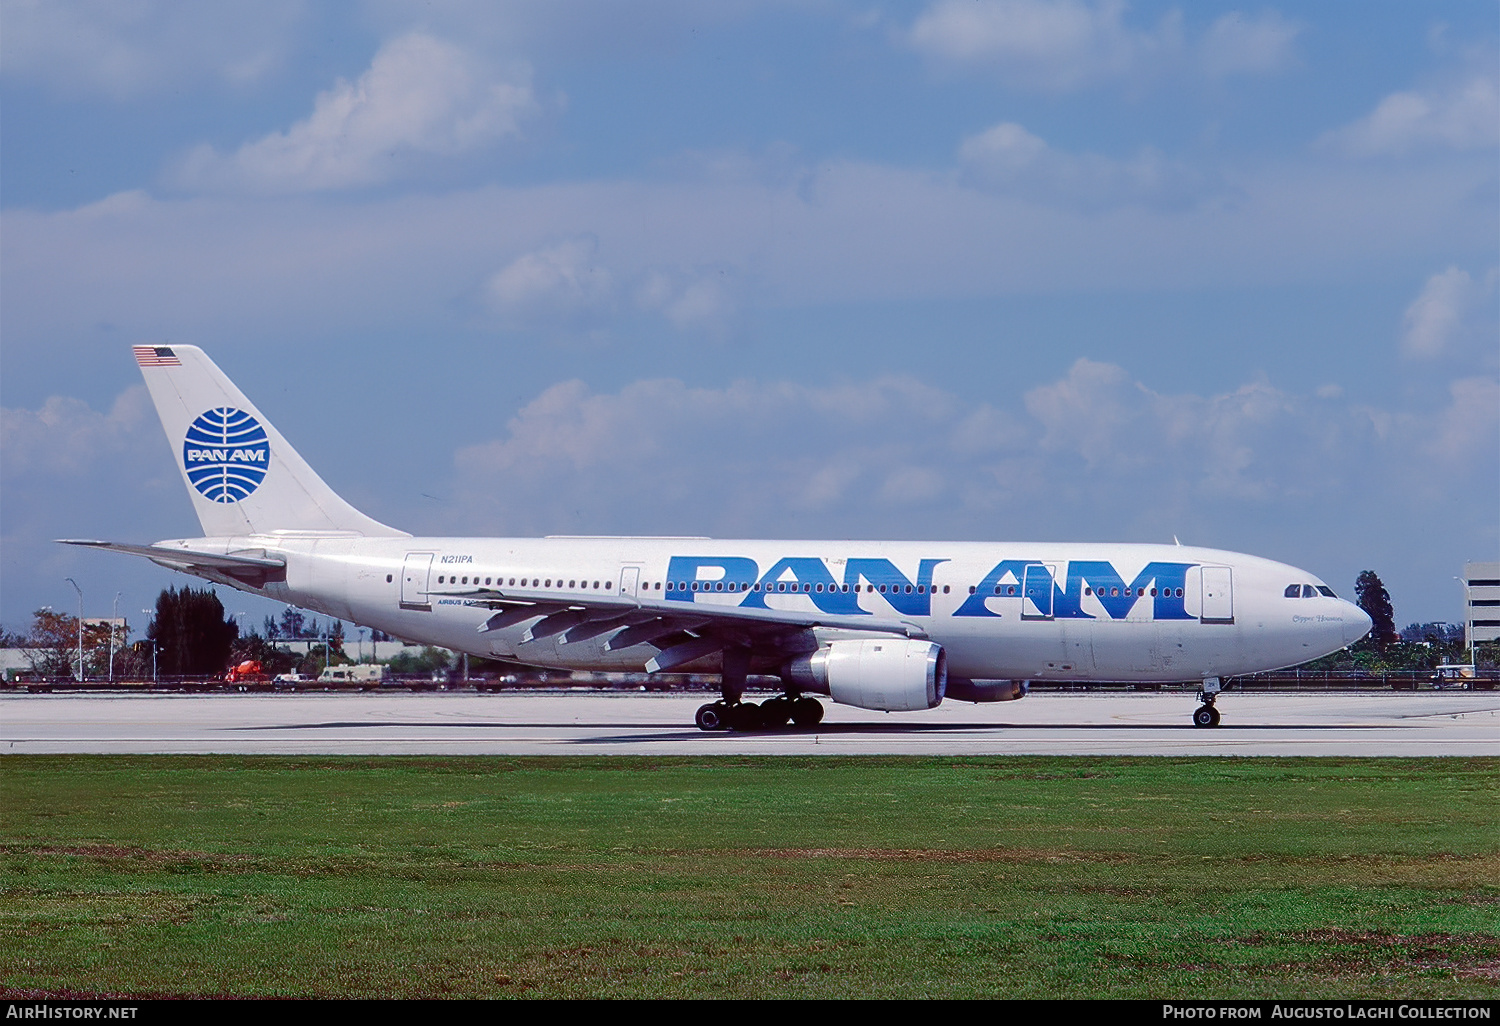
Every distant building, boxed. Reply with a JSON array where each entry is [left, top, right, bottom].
[[1465, 561, 1500, 646], [273, 639, 426, 662]]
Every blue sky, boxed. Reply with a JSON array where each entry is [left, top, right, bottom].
[[2, 0, 1496, 637]]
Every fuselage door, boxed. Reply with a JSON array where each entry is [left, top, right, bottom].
[[620, 566, 640, 606], [401, 552, 435, 611], [1200, 566, 1234, 624], [1022, 562, 1056, 620]]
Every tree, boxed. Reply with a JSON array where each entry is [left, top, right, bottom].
[[21, 609, 82, 677], [278, 607, 307, 639], [147, 587, 238, 676], [1355, 570, 1398, 653], [18, 609, 121, 678]]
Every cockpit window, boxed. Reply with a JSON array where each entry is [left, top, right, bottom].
[[1317, 586, 1336, 598], [1284, 584, 1300, 598], [1302, 584, 1319, 598]]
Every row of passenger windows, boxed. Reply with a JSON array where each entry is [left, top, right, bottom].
[[428, 574, 959, 595], [968, 585, 1184, 597], [1285, 584, 1337, 598], [669, 581, 952, 594], [435, 575, 623, 590], [416, 573, 1186, 600]]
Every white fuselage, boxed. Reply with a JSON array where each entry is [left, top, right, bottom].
[[171, 534, 1370, 683]]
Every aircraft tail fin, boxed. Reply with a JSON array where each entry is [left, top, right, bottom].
[[132, 345, 407, 538]]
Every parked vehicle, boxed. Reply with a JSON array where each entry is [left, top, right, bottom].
[[317, 664, 389, 688], [225, 660, 270, 688], [1433, 664, 1487, 690]]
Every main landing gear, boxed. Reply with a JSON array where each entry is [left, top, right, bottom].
[[694, 695, 824, 732], [692, 644, 824, 731], [1192, 677, 1223, 728]]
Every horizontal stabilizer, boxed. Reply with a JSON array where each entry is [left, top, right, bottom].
[[58, 539, 287, 586]]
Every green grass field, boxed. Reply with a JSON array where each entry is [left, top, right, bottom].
[[2, 756, 1496, 999]]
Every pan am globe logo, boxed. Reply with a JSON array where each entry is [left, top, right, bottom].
[[183, 407, 271, 503]]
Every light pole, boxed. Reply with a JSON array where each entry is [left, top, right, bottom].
[[64, 578, 83, 681], [143, 609, 157, 682], [110, 592, 121, 683]]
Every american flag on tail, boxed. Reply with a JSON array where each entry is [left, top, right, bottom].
[[133, 346, 181, 366]]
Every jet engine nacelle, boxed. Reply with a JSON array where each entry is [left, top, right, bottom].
[[944, 677, 1029, 703], [783, 639, 946, 712]]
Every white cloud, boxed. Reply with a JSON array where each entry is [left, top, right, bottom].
[[1198, 10, 1301, 77], [1323, 73, 1500, 157], [957, 121, 1216, 209], [1428, 376, 1500, 464], [2, 154, 1491, 362], [442, 359, 1495, 545], [907, 1, 1296, 90], [173, 33, 536, 193], [451, 375, 968, 533], [481, 239, 741, 338], [0, 386, 157, 476], [486, 237, 615, 324], [1022, 359, 1385, 501], [1400, 265, 1498, 359], [635, 268, 739, 337], [0, 0, 304, 99], [908, 0, 1178, 89]]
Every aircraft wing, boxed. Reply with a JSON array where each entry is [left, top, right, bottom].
[[432, 583, 926, 672]]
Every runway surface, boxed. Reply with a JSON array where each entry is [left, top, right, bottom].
[[3, 689, 1497, 756]]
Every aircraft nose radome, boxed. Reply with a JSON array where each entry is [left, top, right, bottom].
[[1343, 602, 1372, 646]]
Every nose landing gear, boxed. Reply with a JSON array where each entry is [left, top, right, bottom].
[[1192, 677, 1223, 728]]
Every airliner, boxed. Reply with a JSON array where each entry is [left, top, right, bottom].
[[64, 345, 1371, 730]]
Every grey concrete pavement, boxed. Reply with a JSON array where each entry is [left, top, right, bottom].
[[2, 689, 1497, 755]]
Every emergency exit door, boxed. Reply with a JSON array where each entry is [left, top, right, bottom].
[[1200, 566, 1234, 624], [401, 552, 434, 611]]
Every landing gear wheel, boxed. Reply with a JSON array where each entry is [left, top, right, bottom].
[[759, 696, 792, 728], [728, 702, 764, 732], [790, 697, 824, 727], [1192, 704, 1221, 728], [695, 702, 728, 731]]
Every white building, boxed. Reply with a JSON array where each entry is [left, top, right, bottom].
[[274, 639, 432, 662], [1465, 561, 1500, 646]]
